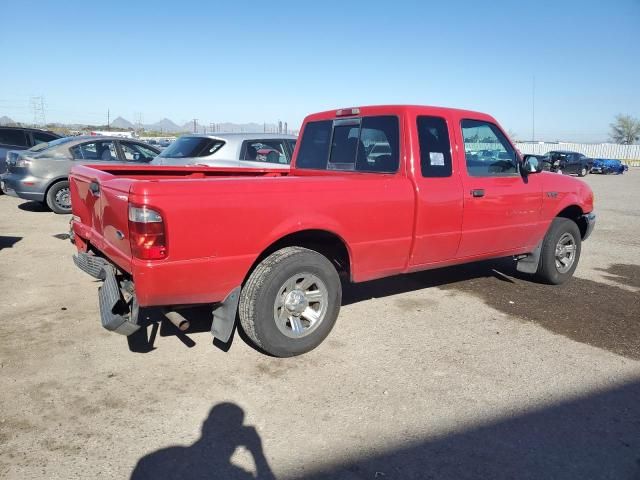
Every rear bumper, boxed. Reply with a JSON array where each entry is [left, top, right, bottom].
[[582, 212, 596, 241], [0, 173, 46, 201]]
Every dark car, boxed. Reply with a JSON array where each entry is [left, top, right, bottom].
[[1, 136, 160, 213], [545, 150, 592, 177], [0, 126, 61, 176]]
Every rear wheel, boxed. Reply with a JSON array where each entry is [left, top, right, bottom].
[[535, 217, 581, 285], [46, 181, 71, 214], [239, 247, 341, 357]]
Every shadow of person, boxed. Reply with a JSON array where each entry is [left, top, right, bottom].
[[131, 403, 275, 480]]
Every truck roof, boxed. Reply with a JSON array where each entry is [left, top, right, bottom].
[[303, 105, 498, 123]]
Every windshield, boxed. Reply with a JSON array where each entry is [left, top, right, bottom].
[[159, 137, 224, 158], [29, 136, 74, 152]]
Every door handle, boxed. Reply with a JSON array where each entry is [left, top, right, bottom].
[[471, 189, 485, 198], [89, 181, 100, 197]]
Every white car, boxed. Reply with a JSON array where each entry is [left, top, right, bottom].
[[151, 133, 297, 169]]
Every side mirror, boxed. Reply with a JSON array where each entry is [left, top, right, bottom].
[[522, 155, 543, 174]]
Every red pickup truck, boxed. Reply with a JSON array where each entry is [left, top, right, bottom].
[[70, 105, 595, 357]]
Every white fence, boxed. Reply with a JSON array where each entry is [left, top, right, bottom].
[[515, 142, 640, 165]]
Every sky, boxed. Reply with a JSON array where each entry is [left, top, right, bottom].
[[1, 0, 638, 142]]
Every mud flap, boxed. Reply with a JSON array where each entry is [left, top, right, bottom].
[[211, 287, 240, 343], [516, 243, 542, 274], [98, 264, 140, 336]]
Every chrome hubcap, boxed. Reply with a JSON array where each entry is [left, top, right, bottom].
[[555, 232, 576, 273], [56, 187, 71, 209], [274, 273, 328, 338]]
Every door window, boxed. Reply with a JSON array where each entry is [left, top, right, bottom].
[[417, 116, 452, 177], [242, 140, 288, 164], [120, 142, 157, 162], [461, 120, 518, 176], [0, 128, 28, 147], [70, 141, 118, 160], [32, 131, 59, 145]]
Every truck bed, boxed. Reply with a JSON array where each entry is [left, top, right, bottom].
[[69, 163, 417, 307]]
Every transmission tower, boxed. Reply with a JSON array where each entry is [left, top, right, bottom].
[[135, 112, 144, 134], [30, 96, 46, 127]]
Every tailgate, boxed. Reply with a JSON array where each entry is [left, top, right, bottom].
[[70, 166, 133, 273]]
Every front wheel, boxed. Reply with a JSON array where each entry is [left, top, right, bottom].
[[578, 166, 588, 177], [46, 180, 71, 214], [535, 218, 582, 285], [239, 247, 342, 357]]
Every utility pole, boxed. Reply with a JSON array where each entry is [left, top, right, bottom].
[[193, 118, 198, 133], [107, 109, 110, 130]]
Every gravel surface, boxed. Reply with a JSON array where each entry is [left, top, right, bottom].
[[1, 170, 639, 479]]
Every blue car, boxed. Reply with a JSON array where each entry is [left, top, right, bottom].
[[591, 158, 629, 175]]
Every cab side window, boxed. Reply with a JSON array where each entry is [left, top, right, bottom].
[[417, 116, 452, 177], [462, 120, 518, 176]]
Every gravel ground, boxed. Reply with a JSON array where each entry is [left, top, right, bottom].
[[0, 170, 639, 479]]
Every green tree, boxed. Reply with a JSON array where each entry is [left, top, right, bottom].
[[609, 114, 640, 144]]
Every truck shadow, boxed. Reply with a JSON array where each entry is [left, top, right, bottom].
[[127, 259, 640, 360], [127, 306, 214, 353], [343, 259, 640, 360]]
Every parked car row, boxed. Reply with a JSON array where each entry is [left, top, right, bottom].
[[0, 126, 298, 214], [520, 150, 593, 177]]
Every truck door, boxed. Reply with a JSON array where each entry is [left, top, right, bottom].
[[456, 119, 543, 258], [409, 115, 464, 266]]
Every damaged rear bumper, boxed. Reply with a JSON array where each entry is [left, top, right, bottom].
[[73, 252, 140, 336]]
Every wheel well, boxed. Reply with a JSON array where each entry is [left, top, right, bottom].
[[44, 177, 68, 199], [557, 205, 587, 238], [246, 230, 351, 283]]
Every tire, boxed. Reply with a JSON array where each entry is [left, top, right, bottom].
[[46, 180, 71, 214], [239, 247, 341, 357], [578, 166, 587, 177], [535, 217, 582, 285]]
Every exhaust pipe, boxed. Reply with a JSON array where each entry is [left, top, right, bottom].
[[164, 310, 190, 331]]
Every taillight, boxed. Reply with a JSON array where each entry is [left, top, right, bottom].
[[15, 156, 32, 167], [128, 205, 167, 260]]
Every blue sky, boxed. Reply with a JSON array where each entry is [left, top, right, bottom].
[[1, 0, 638, 141]]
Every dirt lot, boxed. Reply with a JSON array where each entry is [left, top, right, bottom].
[[1, 171, 639, 479]]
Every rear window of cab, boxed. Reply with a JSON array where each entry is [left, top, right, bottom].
[[296, 116, 399, 173]]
